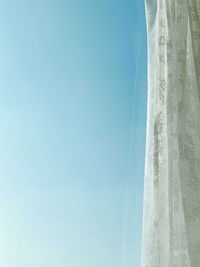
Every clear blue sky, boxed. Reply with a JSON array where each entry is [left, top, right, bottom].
[[0, 0, 147, 266]]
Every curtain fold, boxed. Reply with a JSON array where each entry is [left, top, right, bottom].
[[141, 0, 200, 266]]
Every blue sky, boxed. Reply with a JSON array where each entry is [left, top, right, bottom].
[[0, 0, 147, 266]]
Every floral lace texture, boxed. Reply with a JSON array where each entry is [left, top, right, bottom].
[[141, 0, 200, 266]]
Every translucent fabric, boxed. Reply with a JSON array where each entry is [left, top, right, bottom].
[[141, 0, 200, 266]]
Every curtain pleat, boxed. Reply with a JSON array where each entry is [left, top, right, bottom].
[[141, 0, 200, 266]]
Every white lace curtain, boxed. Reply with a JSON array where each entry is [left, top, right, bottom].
[[141, 0, 200, 266]]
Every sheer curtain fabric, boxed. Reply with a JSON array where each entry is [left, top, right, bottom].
[[141, 0, 200, 266]]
